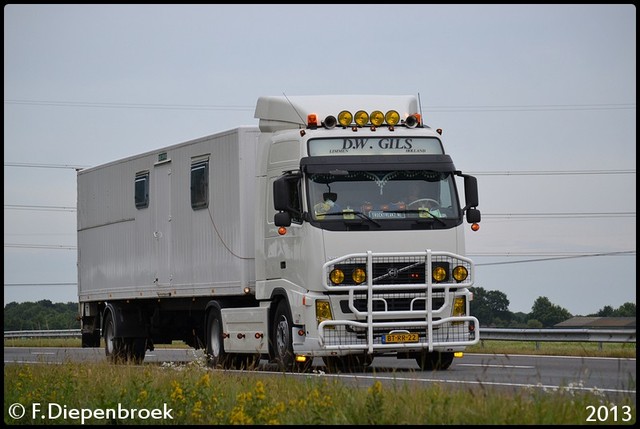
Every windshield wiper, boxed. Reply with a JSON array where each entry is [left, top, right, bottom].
[[321, 210, 382, 228], [386, 209, 446, 226]]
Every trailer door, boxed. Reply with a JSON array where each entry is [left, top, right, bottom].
[[154, 161, 172, 286]]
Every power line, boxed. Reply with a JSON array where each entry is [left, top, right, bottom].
[[5, 204, 76, 212], [4, 99, 635, 112], [469, 169, 635, 176], [4, 161, 88, 170], [474, 250, 636, 266], [4, 99, 254, 111], [5, 162, 635, 176], [5, 204, 636, 219], [5, 244, 76, 250], [4, 282, 76, 287]]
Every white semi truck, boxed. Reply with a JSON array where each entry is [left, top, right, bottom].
[[77, 95, 482, 371]]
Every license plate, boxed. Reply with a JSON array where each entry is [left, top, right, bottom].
[[382, 332, 419, 344]]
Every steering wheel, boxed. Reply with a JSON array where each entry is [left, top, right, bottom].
[[407, 198, 440, 209]]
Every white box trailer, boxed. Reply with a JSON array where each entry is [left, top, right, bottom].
[[78, 95, 482, 372], [78, 127, 259, 302]]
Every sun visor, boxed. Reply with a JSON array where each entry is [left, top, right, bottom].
[[300, 155, 455, 173]]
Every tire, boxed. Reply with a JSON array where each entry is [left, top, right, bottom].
[[323, 354, 373, 373], [126, 338, 147, 364], [104, 312, 125, 363], [272, 300, 294, 371], [415, 351, 454, 371], [205, 303, 230, 368], [82, 330, 101, 347]]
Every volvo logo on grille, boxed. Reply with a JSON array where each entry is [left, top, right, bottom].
[[387, 268, 399, 278]]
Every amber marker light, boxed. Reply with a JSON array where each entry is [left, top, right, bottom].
[[471, 223, 480, 231], [278, 226, 287, 235], [307, 113, 318, 128]]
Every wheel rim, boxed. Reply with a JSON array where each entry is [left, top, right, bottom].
[[105, 321, 114, 355], [209, 317, 221, 357], [276, 316, 289, 357]]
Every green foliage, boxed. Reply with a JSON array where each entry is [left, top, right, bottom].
[[470, 287, 635, 327], [530, 297, 572, 327], [595, 302, 636, 317], [470, 287, 512, 327], [3, 362, 635, 425], [3, 300, 79, 331]]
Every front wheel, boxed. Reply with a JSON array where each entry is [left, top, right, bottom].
[[271, 300, 294, 371], [205, 303, 230, 368], [415, 351, 454, 371]]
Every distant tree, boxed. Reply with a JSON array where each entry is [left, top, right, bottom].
[[470, 287, 512, 327], [529, 297, 572, 327], [595, 305, 615, 317], [526, 319, 543, 328], [613, 302, 636, 317], [3, 301, 78, 331]]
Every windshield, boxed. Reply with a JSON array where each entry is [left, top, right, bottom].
[[307, 170, 460, 229]]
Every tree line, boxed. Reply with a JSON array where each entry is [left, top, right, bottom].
[[3, 293, 636, 331]]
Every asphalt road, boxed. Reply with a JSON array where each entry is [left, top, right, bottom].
[[4, 346, 635, 403]]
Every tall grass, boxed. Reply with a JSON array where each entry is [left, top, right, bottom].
[[4, 358, 636, 425]]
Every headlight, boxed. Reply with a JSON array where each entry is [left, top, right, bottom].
[[330, 269, 345, 285], [453, 265, 469, 282], [351, 267, 367, 284], [316, 300, 333, 325], [432, 266, 447, 282]]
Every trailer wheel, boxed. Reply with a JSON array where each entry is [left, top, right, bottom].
[[104, 312, 125, 363], [125, 338, 146, 364], [415, 351, 454, 371], [205, 304, 229, 368], [272, 300, 294, 371]]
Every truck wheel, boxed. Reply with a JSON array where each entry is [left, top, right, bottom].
[[272, 300, 294, 371], [82, 330, 101, 347], [415, 351, 454, 371], [104, 312, 125, 363], [125, 338, 146, 364], [323, 354, 373, 373], [205, 304, 229, 368]]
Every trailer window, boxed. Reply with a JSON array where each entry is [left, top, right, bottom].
[[191, 159, 209, 210], [134, 171, 149, 209]]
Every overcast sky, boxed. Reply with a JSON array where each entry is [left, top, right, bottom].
[[4, 4, 636, 315]]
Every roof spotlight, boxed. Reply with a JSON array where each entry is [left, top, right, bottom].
[[323, 115, 337, 129], [405, 114, 419, 128]]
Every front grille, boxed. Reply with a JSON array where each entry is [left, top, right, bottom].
[[340, 293, 445, 313]]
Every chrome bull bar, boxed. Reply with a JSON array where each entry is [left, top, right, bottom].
[[319, 250, 480, 354]]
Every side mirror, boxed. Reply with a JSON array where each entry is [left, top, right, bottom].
[[463, 175, 479, 208], [274, 211, 292, 227], [273, 176, 292, 211], [466, 208, 481, 223]]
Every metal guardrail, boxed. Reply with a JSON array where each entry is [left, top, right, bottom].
[[481, 328, 636, 343], [4, 328, 637, 343], [4, 329, 81, 339]]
